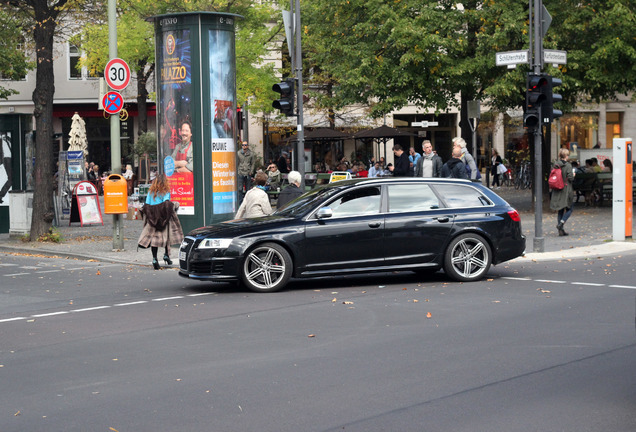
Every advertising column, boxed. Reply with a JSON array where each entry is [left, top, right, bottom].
[[151, 12, 240, 232]]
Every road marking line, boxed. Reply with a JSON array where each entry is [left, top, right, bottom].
[[114, 301, 148, 306], [0, 317, 27, 323], [572, 282, 605, 286], [0, 263, 19, 267], [71, 306, 111, 312], [534, 279, 567, 284], [609, 285, 636, 290], [32, 311, 69, 318], [152, 296, 184, 301], [35, 270, 62, 274], [187, 292, 216, 297], [502, 277, 532, 281], [4, 273, 30, 277]]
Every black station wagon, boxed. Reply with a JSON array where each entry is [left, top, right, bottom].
[[178, 178, 526, 292]]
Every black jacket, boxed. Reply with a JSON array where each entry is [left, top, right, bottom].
[[277, 184, 304, 208], [392, 152, 410, 177], [441, 158, 469, 179]]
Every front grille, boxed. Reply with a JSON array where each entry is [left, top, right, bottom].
[[179, 237, 196, 270]]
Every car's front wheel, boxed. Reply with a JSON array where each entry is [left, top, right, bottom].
[[241, 242, 292, 293], [443, 233, 492, 282]]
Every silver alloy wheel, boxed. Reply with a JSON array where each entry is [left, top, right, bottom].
[[444, 234, 491, 281], [242, 243, 291, 292]]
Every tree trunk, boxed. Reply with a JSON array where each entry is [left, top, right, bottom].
[[29, 6, 58, 240], [136, 61, 154, 135]]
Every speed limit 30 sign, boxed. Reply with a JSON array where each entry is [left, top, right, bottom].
[[104, 58, 131, 91]]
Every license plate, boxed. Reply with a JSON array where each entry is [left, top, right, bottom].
[[179, 250, 186, 261]]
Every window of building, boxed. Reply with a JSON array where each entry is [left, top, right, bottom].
[[606, 112, 622, 148], [69, 43, 82, 79], [558, 113, 597, 149]]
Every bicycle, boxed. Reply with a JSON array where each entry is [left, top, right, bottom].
[[514, 162, 532, 190]]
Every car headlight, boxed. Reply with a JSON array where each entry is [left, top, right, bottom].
[[197, 238, 233, 249]]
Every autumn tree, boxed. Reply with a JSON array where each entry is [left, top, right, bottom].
[[0, 0, 97, 240]]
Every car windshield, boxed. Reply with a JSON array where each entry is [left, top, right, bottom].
[[274, 185, 340, 217]]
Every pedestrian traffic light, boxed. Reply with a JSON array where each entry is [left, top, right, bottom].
[[541, 75, 563, 123], [272, 78, 295, 117], [524, 73, 547, 130]]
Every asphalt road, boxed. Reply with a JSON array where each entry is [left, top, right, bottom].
[[1, 251, 635, 432]]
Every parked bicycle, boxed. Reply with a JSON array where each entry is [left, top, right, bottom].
[[514, 161, 532, 190]]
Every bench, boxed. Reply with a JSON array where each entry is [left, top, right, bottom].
[[573, 171, 636, 206]]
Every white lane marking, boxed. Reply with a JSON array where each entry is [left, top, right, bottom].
[[187, 292, 216, 297], [502, 277, 531, 281], [609, 285, 636, 290], [71, 306, 111, 313], [114, 301, 148, 306], [0, 316, 27, 323], [534, 279, 567, 284], [152, 296, 184, 301], [0, 263, 19, 267], [35, 270, 62, 274], [4, 273, 30, 277], [32, 311, 69, 318], [572, 282, 605, 286]]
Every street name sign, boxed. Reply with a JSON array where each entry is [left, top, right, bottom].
[[104, 58, 131, 91], [412, 121, 438, 127], [544, 49, 567, 66], [496, 50, 529, 68]]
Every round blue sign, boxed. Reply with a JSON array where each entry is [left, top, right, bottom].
[[164, 156, 175, 177]]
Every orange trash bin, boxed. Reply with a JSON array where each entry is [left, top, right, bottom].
[[103, 174, 128, 214]]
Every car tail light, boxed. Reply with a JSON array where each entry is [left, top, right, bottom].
[[507, 209, 521, 222]]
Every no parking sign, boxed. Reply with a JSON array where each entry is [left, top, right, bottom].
[[102, 91, 124, 115]]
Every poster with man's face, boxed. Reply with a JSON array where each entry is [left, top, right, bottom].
[[0, 132, 12, 206]]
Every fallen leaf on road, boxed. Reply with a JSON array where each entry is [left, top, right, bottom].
[[332, 298, 337, 302], [96, 270, 101, 275], [343, 301, 354, 305], [426, 312, 432, 318], [308, 334, 316, 338]]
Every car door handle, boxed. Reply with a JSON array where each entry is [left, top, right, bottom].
[[434, 217, 450, 223], [368, 222, 381, 228]]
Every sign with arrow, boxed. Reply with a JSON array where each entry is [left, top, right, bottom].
[[102, 91, 124, 115]]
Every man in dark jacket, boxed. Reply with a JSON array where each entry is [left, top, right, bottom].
[[441, 146, 469, 179], [276, 170, 304, 208], [415, 140, 443, 177], [388, 144, 410, 177]]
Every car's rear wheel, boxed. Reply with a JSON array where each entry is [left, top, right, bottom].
[[241, 242, 292, 293], [443, 233, 492, 282]]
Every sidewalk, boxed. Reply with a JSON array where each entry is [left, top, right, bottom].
[[0, 187, 634, 267]]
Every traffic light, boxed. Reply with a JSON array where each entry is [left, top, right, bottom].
[[272, 78, 295, 117], [524, 73, 547, 130], [541, 75, 563, 123]]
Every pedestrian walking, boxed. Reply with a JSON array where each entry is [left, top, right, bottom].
[[237, 141, 255, 203], [138, 174, 184, 270], [550, 148, 575, 236], [276, 170, 304, 208], [490, 149, 503, 189], [388, 145, 409, 177]]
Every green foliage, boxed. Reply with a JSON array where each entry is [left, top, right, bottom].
[[36, 227, 64, 243], [301, 0, 636, 118], [0, 9, 32, 99], [133, 131, 157, 158]]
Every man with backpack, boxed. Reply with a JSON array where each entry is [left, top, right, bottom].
[[549, 147, 575, 236]]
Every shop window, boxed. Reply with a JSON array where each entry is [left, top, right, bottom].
[[559, 113, 597, 149]]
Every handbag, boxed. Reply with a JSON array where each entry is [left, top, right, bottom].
[[497, 164, 507, 175]]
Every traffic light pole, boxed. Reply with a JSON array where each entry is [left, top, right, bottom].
[[293, 0, 305, 188], [531, 0, 544, 253]]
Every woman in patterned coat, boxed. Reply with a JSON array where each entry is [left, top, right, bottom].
[[138, 174, 184, 269]]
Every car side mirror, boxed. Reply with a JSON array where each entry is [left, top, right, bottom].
[[315, 207, 333, 219]]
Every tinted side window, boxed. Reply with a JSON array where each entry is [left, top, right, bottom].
[[433, 184, 493, 208], [328, 187, 381, 217], [387, 184, 440, 212]]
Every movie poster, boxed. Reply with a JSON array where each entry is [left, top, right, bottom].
[[159, 29, 195, 215], [209, 28, 237, 215]]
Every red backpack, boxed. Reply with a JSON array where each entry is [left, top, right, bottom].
[[548, 165, 565, 190]]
